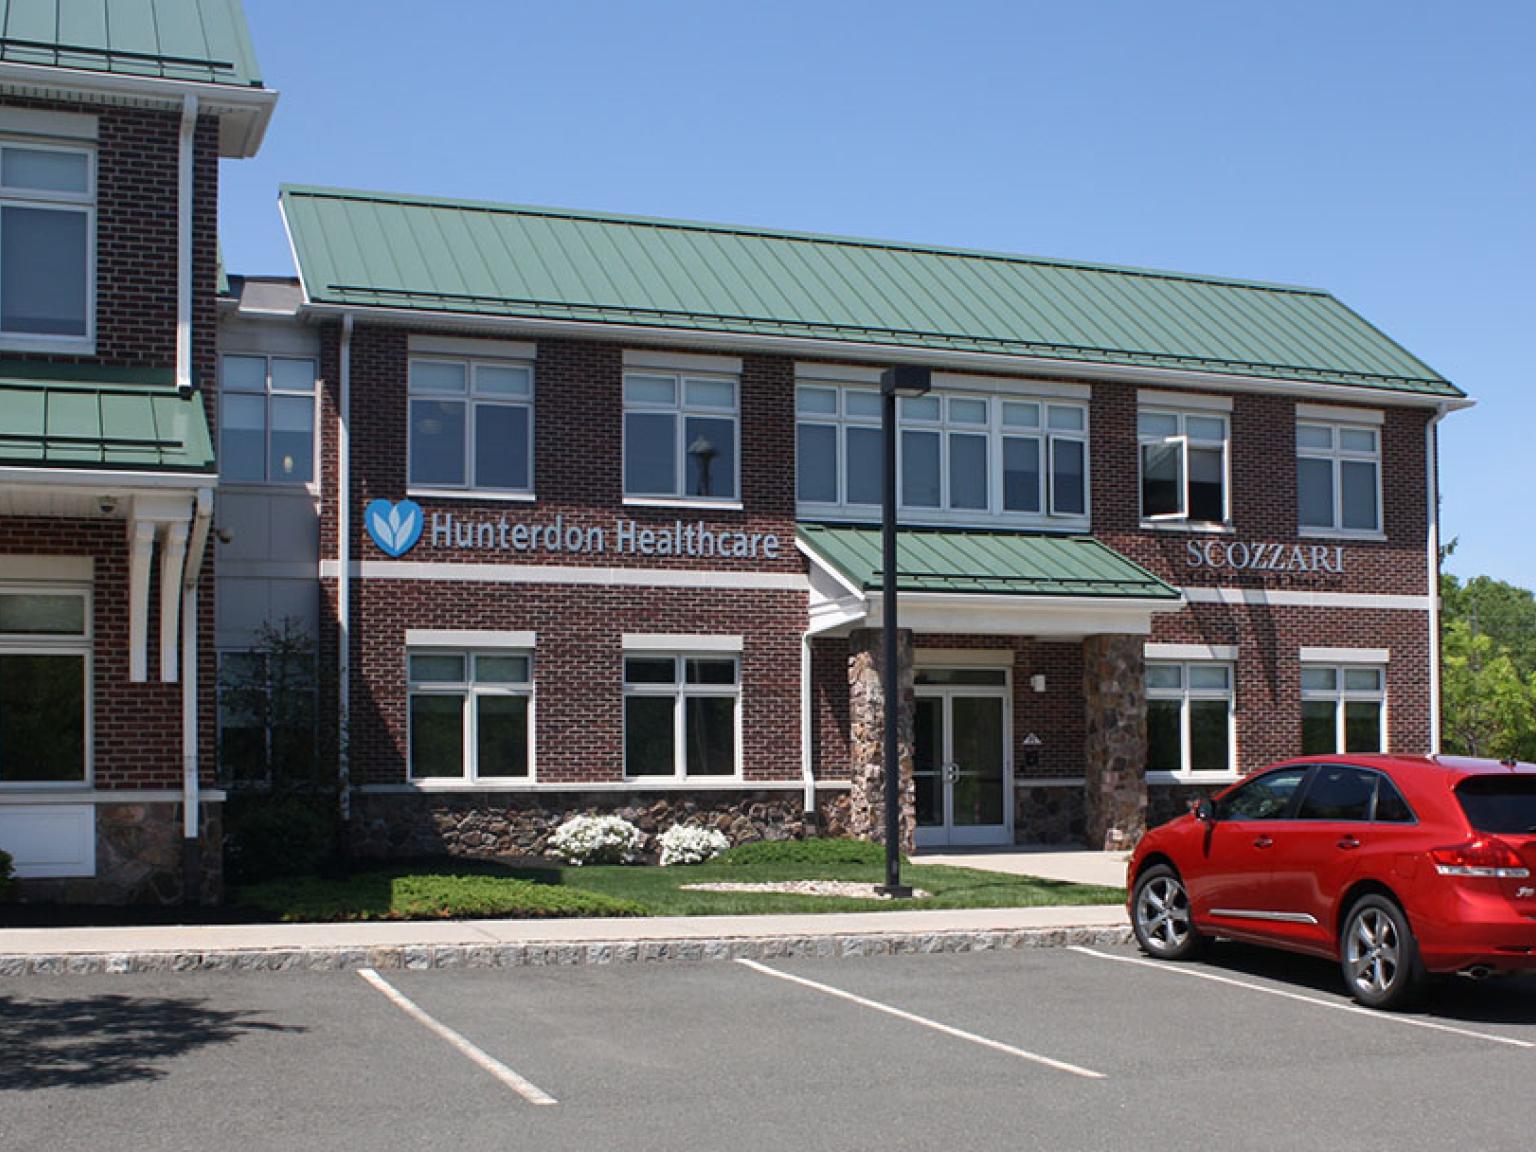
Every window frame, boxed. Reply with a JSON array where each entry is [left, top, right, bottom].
[[0, 585, 92, 789], [622, 652, 743, 780], [218, 353, 321, 487], [1300, 663, 1387, 756], [406, 649, 536, 784], [1296, 419, 1384, 537], [793, 384, 1090, 528], [1145, 660, 1236, 780], [622, 370, 741, 505], [407, 356, 537, 499], [1137, 407, 1231, 526], [0, 138, 97, 353]]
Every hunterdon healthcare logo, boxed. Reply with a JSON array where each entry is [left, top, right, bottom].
[[363, 502, 782, 561]]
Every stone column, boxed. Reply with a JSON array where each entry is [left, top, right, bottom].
[[1083, 634, 1149, 850], [847, 627, 916, 853]]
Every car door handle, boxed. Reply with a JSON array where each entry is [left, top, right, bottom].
[[1252, 835, 1273, 849], [1337, 836, 1361, 850]]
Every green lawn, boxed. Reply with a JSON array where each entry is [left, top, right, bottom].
[[234, 841, 1125, 922]]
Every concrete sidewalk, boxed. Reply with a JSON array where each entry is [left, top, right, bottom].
[[913, 847, 1129, 888]]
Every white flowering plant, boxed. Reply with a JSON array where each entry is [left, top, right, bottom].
[[547, 815, 646, 866], [657, 823, 731, 867]]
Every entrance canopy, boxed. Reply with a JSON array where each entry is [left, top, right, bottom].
[[798, 523, 1182, 638]]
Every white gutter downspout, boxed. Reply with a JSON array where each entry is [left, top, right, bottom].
[[338, 315, 354, 822], [182, 489, 212, 893], [800, 631, 815, 821], [176, 94, 197, 394], [1426, 404, 1449, 754]]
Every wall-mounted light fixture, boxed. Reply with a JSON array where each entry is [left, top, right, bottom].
[[1030, 673, 1047, 694]]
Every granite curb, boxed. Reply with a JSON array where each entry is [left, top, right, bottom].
[[0, 923, 1133, 977]]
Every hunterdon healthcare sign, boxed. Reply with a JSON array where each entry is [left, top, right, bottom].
[[364, 500, 783, 561]]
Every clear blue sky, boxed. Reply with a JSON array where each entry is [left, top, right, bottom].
[[220, 0, 1535, 588]]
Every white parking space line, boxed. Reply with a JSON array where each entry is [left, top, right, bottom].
[[1070, 947, 1535, 1050], [357, 969, 559, 1105], [736, 959, 1106, 1080]]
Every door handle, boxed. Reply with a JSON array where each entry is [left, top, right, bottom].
[[1337, 836, 1361, 850], [1252, 835, 1273, 849]]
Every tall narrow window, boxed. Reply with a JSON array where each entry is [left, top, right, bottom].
[[220, 355, 318, 484], [0, 589, 89, 784], [624, 372, 739, 501], [408, 651, 534, 780], [623, 653, 740, 778], [409, 358, 535, 493], [1139, 409, 1228, 523], [1146, 661, 1234, 775], [1298, 420, 1381, 534], [0, 141, 93, 345], [1301, 664, 1385, 755]]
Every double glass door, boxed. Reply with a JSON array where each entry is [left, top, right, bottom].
[[913, 670, 1011, 847]]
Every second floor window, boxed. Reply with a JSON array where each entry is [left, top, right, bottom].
[[0, 140, 93, 344], [220, 355, 317, 484], [1298, 420, 1380, 534], [623, 372, 739, 501], [1139, 409, 1228, 524], [409, 358, 534, 493]]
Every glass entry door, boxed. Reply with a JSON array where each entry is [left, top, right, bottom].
[[913, 670, 1011, 847]]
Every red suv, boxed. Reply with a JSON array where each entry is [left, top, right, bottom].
[[1128, 754, 1536, 1009]]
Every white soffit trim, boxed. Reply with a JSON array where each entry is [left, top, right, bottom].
[[1145, 643, 1240, 661], [623, 348, 741, 375], [321, 559, 808, 591], [0, 106, 97, 139], [406, 629, 537, 649], [915, 648, 1016, 667], [0, 555, 92, 582], [1300, 646, 1391, 664], [1182, 586, 1431, 611], [1295, 402, 1385, 426], [409, 333, 537, 360], [874, 592, 1178, 638], [622, 633, 743, 653], [1138, 388, 1233, 412]]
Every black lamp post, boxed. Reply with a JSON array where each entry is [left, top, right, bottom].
[[876, 364, 931, 898]]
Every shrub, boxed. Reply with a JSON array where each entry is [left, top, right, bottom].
[[0, 848, 13, 899], [547, 815, 645, 866], [224, 793, 335, 885], [657, 824, 731, 866], [718, 837, 890, 868]]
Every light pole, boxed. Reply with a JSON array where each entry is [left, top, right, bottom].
[[876, 364, 931, 898]]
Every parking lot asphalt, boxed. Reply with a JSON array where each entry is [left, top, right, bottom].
[[6, 942, 1536, 1152]]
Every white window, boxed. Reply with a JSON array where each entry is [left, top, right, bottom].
[[1146, 661, 1234, 775], [408, 651, 534, 781], [409, 358, 535, 494], [0, 589, 90, 785], [624, 372, 739, 501], [0, 140, 94, 349], [795, 386, 1088, 523], [1301, 664, 1385, 755], [623, 653, 740, 778], [1139, 409, 1229, 524], [1298, 421, 1381, 534], [220, 354, 318, 484]]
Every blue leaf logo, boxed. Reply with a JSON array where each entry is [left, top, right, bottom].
[[364, 499, 424, 558]]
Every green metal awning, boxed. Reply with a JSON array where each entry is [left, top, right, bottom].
[[0, 367, 214, 472], [798, 523, 1181, 600]]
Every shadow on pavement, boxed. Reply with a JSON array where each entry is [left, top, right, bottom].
[[0, 992, 304, 1091]]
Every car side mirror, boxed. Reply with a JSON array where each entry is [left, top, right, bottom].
[[1194, 797, 1215, 823]]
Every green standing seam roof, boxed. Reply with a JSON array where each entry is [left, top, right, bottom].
[[280, 185, 1462, 398], [798, 523, 1181, 600], [0, 372, 214, 472], [0, 0, 263, 87]]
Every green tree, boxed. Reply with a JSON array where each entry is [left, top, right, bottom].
[[1441, 571, 1536, 761]]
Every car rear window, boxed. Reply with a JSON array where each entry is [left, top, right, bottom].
[[1455, 776, 1536, 834]]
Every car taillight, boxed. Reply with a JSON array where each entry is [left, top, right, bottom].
[[1431, 837, 1531, 878]]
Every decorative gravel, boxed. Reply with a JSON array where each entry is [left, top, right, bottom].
[[678, 880, 931, 900]]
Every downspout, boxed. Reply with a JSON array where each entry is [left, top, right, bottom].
[[801, 631, 815, 825], [176, 94, 197, 394], [1426, 403, 1449, 754], [337, 315, 354, 826], [182, 488, 212, 899]]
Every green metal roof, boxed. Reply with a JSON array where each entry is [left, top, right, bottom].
[[0, 0, 263, 87], [281, 185, 1460, 398], [798, 523, 1181, 600], [0, 367, 214, 472]]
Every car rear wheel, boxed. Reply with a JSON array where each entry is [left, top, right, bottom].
[[1341, 895, 1424, 1010], [1132, 865, 1205, 960]]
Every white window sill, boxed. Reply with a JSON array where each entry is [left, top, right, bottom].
[[408, 488, 538, 504], [623, 496, 743, 512], [1139, 520, 1235, 534], [1297, 528, 1386, 543], [367, 778, 796, 794], [1146, 771, 1241, 785]]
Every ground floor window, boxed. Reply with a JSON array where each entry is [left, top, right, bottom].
[[1146, 661, 1233, 775], [623, 653, 739, 778], [218, 647, 318, 788], [1301, 664, 1385, 754], [408, 651, 533, 781], [0, 589, 89, 785]]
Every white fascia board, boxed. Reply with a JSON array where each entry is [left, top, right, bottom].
[[1300, 646, 1391, 664], [1145, 643, 1240, 662], [296, 300, 1470, 411], [622, 633, 743, 652], [1138, 388, 1233, 412], [406, 629, 537, 649], [869, 592, 1181, 638], [1295, 402, 1385, 425]]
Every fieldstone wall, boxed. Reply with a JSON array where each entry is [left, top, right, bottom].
[[1014, 785, 1087, 844], [348, 790, 844, 861], [1083, 635, 1148, 850], [846, 627, 916, 853]]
